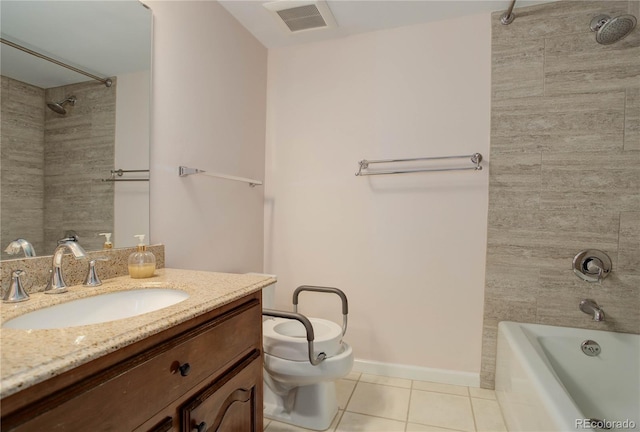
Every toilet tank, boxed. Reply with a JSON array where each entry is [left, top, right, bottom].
[[246, 273, 276, 309]]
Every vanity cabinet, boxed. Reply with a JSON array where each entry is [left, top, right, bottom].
[[0, 292, 263, 432]]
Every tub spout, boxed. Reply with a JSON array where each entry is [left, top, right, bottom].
[[580, 299, 605, 322]]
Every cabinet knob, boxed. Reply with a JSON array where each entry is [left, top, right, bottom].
[[178, 362, 191, 377], [193, 421, 207, 432]]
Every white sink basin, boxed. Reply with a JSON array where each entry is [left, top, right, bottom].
[[2, 289, 189, 330]]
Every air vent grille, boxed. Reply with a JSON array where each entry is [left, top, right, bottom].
[[276, 4, 327, 32], [264, 1, 337, 34]]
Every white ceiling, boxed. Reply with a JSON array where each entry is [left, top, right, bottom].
[[0, 0, 550, 89], [218, 0, 549, 49]]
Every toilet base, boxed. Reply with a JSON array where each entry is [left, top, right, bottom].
[[264, 380, 338, 431]]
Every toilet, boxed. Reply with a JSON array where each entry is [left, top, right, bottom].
[[258, 279, 353, 431]]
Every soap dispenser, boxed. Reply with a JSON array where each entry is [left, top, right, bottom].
[[99, 232, 113, 249], [128, 234, 156, 279]]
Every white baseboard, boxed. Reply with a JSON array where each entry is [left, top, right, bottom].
[[352, 359, 480, 387]]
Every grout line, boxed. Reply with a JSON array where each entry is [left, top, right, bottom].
[[542, 37, 546, 97], [622, 89, 627, 150], [405, 382, 413, 425], [333, 410, 346, 432], [342, 409, 409, 425], [489, 395, 511, 432], [469, 395, 479, 432]]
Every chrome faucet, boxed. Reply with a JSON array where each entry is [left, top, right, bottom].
[[580, 299, 605, 322], [4, 238, 36, 257], [45, 238, 87, 294], [2, 270, 30, 303]]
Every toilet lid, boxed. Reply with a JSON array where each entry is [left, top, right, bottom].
[[263, 317, 344, 361]]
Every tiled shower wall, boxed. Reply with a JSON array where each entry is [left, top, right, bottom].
[[481, 0, 640, 389], [44, 80, 116, 252], [1, 77, 46, 256], [1, 76, 115, 257]]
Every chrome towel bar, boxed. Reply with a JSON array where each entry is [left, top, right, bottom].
[[178, 166, 263, 187], [355, 153, 483, 176]]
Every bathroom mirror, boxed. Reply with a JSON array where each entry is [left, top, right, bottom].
[[0, 1, 152, 259]]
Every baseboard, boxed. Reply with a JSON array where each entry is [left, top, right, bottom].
[[352, 359, 480, 387]]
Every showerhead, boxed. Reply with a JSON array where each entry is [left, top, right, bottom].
[[47, 96, 76, 115], [590, 14, 637, 45]]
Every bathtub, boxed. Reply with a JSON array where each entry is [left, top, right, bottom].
[[495, 321, 639, 432]]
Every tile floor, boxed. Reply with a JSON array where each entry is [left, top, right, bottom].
[[263, 371, 508, 432]]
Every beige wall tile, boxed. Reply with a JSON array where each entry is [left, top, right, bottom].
[[492, 92, 626, 152], [1, 76, 46, 258], [625, 88, 640, 151], [492, 39, 544, 100], [492, 2, 629, 40], [618, 212, 640, 272], [545, 32, 640, 95]]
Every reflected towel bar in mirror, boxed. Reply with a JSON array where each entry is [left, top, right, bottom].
[[102, 169, 150, 182]]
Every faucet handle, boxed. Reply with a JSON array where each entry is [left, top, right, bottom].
[[83, 257, 109, 287], [3, 270, 30, 303]]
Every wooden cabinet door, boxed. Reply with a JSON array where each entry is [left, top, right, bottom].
[[182, 352, 262, 432]]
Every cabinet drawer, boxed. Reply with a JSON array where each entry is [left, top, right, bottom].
[[182, 352, 262, 432], [8, 300, 261, 432]]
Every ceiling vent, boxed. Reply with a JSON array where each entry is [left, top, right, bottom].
[[263, 1, 337, 33]]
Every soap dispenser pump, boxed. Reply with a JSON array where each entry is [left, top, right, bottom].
[[99, 232, 113, 249], [128, 234, 156, 279]]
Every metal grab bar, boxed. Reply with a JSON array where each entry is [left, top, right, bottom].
[[293, 286, 349, 337], [263, 309, 327, 365], [355, 153, 483, 176]]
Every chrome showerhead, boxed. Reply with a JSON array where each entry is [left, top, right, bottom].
[[590, 14, 637, 45], [46, 95, 76, 114]]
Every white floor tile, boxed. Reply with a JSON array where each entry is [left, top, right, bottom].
[[406, 423, 468, 431], [360, 373, 412, 388], [337, 379, 357, 410], [264, 410, 341, 432], [408, 390, 475, 432], [412, 381, 469, 397], [264, 418, 271, 430], [264, 420, 313, 432], [346, 382, 411, 421], [468, 387, 496, 400], [336, 412, 406, 432], [471, 397, 507, 432], [344, 371, 361, 381]]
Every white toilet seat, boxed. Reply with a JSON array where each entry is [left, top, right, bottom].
[[263, 317, 343, 361], [264, 342, 353, 386]]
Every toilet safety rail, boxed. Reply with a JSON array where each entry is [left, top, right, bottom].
[[263, 309, 328, 366], [293, 286, 349, 337]]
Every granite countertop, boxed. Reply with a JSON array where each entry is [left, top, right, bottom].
[[0, 268, 276, 399]]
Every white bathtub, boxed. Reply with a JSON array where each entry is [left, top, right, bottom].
[[495, 321, 639, 432]]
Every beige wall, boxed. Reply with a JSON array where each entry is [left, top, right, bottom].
[[481, 0, 640, 389], [146, 1, 267, 272], [265, 14, 491, 378]]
